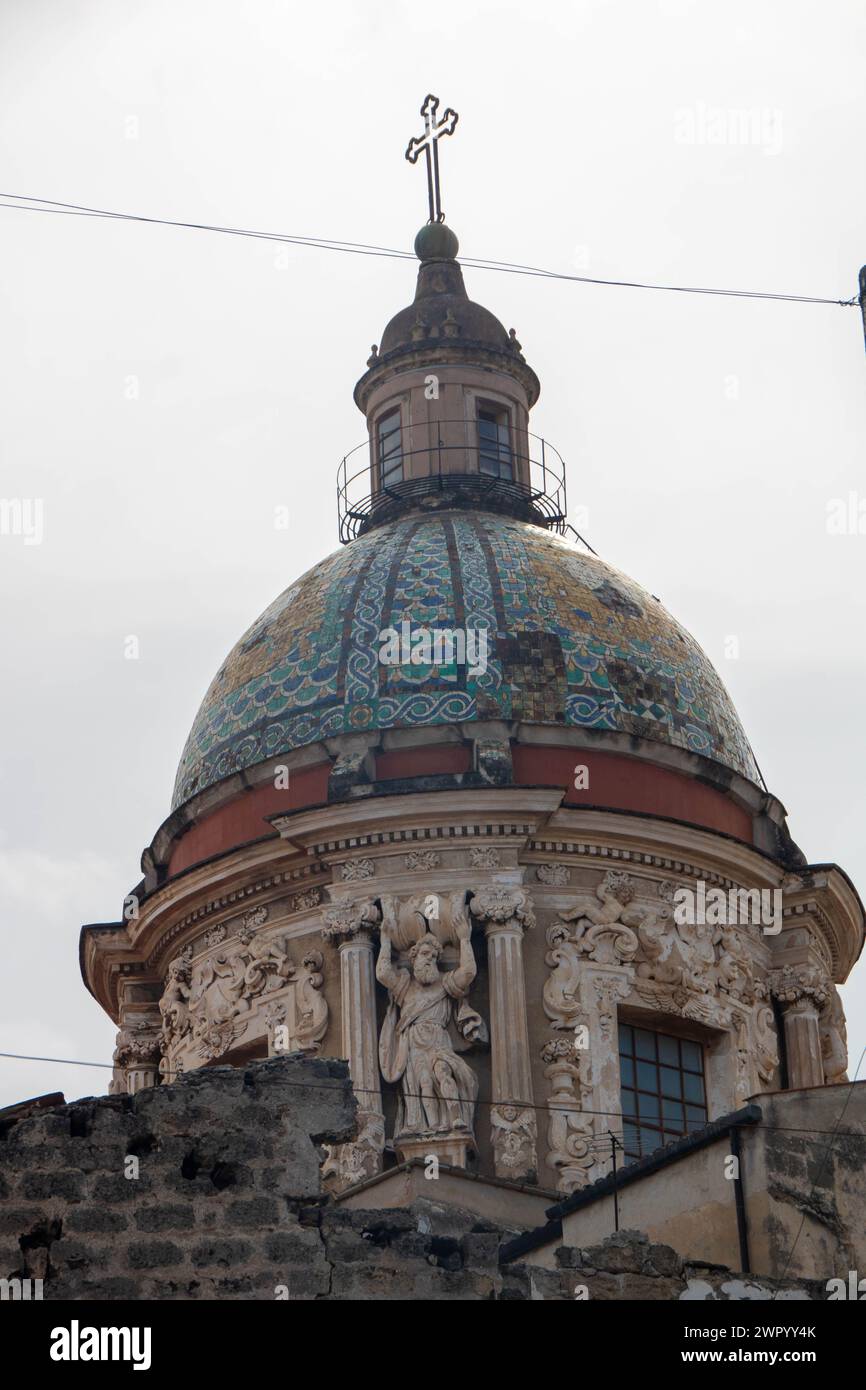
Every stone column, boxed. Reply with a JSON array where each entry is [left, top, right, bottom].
[[112, 1018, 162, 1095], [470, 887, 538, 1182], [782, 999, 824, 1089], [321, 898, 385, 1187], [769, 967, 829, 1090]]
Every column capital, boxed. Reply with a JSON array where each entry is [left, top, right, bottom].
[[469, 886, 535, 934], [321, 896, 380, 945], [112, 1016, 162, 1096], [114, 1019, 162, 1070], [767, 965, 830, 1011]]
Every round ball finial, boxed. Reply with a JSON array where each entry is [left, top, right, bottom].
[[414, 223, 459, 262]]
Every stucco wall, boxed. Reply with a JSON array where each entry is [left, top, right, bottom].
[[744, 1084, 866, 1281], [544, 1084, 866, 1281], [560, 1133, 742, 1268]]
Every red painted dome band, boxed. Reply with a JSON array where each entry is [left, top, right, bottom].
[[167, 745, 751, 879]]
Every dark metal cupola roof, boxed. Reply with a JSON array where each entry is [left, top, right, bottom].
[[353, 223, 540, 413]]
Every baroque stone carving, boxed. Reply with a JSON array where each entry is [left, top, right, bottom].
[[379, 893, 441, 951], [187, 937, 281, 1059], [159, 1053, 183, 1082], [238, 904, 268, 943], [768, 965, 831, 1009], [322, 1113, 386, 1191], [263, 999, 286, 1030], [715, 925, 755, 1002], [541, 1038, 595, 1193], [159, 931, 329, 1062], [754, 998, 781, 1085], [630, 978, 732, 1028], [491, 1106, 537, 1179], [268, 950, 329, 1055], [733, 996, 781, 1104], [293, 950, 329, 1052], [292, 887, 323, 912], [733, 1011, 753, 1105], [321, 897, 380, 942], [469, 886, 535, 932], [536, 862, 571, 886], [114, 1021, 162, 1068], [593, 973, 632, 1044], [204, 924, 226, 949], [557, 870, 647, 965], [159, 949, 193, 1049], [820, 986, 849, 1084], [404, 849, 441, 871], [469, 846, 500, 867], [110, 1020, 162, 1094], [376, 895, 487, 1159], [634, 880, 715, 992], [543, 923, 585, 1030], [341, 858, 375, 882]]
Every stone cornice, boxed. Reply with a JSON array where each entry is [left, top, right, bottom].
[[268, 787, 562, 852], [80, 847, 329, 1020], [82, 788, 864, 1023], [539, 808, 787, 884], [353, 340, 541, 414]]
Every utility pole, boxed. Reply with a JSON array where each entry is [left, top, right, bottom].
[[608, 1131, 622, 1232]]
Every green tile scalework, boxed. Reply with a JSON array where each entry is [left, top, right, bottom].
[[172, 512, 759, 808]]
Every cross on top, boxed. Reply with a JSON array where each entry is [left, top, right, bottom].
[[405, 94, 459, 224]]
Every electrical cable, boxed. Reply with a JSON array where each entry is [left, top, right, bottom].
[[0, 193, 858, 308], [1, 1050, 863, 1144]]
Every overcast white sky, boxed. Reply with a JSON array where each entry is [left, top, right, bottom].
[[1, 0, 864, 1109]]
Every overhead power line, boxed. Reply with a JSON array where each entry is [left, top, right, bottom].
[[0, 193, 858, 308], [1, 1049, 863, 1143]]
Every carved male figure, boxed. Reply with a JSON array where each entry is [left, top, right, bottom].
[[377, 895, 486, 1139]]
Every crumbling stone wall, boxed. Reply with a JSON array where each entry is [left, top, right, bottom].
[[0, 1056, 356, 1300], [522, 1230, 824, 1301], [0, 1057, 818, 1300]]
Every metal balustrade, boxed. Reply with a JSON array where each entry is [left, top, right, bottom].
[[337, 423, 571, 543]]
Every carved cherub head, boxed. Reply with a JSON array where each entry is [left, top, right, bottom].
[[166, 952, 192, 986]]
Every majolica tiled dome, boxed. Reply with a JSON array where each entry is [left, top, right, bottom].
[[172, 512, 759, 808]]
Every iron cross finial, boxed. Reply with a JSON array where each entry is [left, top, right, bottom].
[[405, 94, 459, 224]]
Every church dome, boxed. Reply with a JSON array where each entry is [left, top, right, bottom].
[[172, 511, 760, 808]]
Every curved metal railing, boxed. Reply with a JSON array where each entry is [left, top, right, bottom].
[[336, 423, 571, 544]]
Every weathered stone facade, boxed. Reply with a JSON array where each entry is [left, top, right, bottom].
[[0, 1057, 823, 1301], [86, 807, 860, 1202]]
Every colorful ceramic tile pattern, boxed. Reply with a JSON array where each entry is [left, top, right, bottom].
[[172, 513, 760, 807]]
